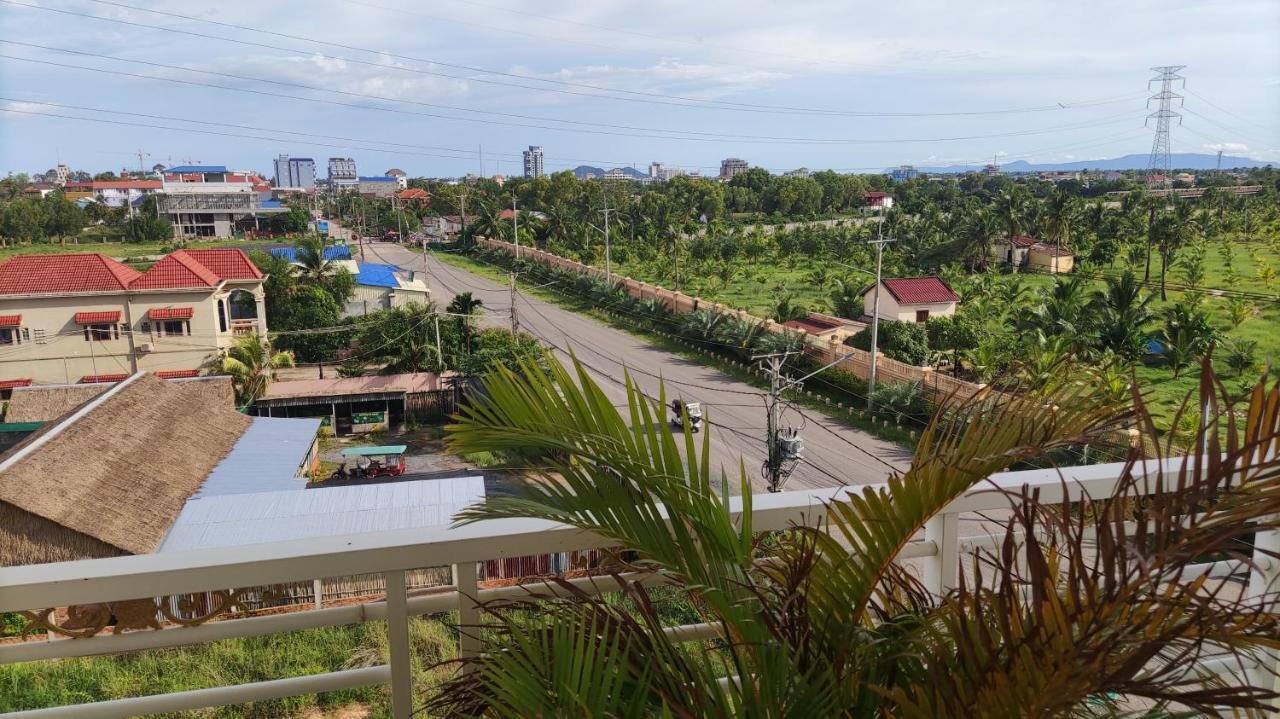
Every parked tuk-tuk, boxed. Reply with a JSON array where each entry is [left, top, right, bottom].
[[329, 445, 408, 480]]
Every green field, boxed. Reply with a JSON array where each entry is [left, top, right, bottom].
[[613, 239, 1280, 426]]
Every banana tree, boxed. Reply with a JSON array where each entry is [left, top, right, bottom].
[[432, 353, 1280, 716]]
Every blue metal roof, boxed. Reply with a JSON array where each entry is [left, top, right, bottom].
[[259, 199, 282, 209], [356, 263, 399, 288], [270, 245, 353, 262], [191, 417, 321, 499], [167, 165, 227, 173]]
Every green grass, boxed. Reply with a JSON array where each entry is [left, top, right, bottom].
[[0, 617, 460, 718], [0, 238, 253, 262], [615, 254, 836, 319]]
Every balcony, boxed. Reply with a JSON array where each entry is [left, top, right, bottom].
[[1, 458, 1273, 718], [229, 319, 257, 337]]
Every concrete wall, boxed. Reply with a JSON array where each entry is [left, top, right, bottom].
[[1027, 249, 1074, 273], [0, 283, 265, 384], [477, 237, 989, 403]]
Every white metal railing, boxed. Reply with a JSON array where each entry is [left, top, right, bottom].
[[0, 458, 1272, 718]]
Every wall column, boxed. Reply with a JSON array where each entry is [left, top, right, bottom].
[[255, 293, 268, 338]]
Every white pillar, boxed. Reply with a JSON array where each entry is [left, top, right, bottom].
[[453, 561, 481, 665], [255, 294, 268, 338], [922, 512, 960, 595], [383, 570, 412, 719]]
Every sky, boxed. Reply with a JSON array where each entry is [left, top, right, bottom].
[[1, 0, 1277, 179]]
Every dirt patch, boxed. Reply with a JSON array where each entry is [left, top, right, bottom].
[[298, 704, 371, 719]]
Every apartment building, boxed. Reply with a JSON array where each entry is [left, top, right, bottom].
[[0, 249, 267, 385], [523, 146, 544, 179], [328, 157, 359, 189], [273, 155, 317, 190], [719, 157, 748, 180]]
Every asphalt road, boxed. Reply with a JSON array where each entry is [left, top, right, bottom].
[[358, 238, 913, 492]]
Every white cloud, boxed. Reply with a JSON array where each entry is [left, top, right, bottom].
[[1201, 142, 1249, 153]]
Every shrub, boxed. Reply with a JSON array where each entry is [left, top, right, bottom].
[[845, 320, 929, 366]]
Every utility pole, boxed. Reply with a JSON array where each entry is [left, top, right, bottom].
[[511, 194, 520, 259], [433, 314, 444, 368], [865, 217, 896, 408], [600, 206, 616, 283], [755, 351, 803, 493], [459, 190, 468, 241], [508, 273, 520, 336], [1146, 65, 1186, 188]]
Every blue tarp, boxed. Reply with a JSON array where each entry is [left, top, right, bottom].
[[167, 165, 227, 173], [270, 245, 353, 262], [355, 263, 399, 288], [1146, 338, 1165, 355]]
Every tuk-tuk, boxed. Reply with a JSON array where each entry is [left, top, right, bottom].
[[330, 445, 408, 480], [669, 400, 704, 433]]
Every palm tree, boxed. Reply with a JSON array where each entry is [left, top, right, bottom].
[[1157, 302, 1217, 378], [958, 206, 1000, 271], [827, 278, 863, 320], [293, 235, 333, 283], [447, 291, 483, 353], [1014, 274, 1094, 350], [220, 334, 294, 404], [1043, 189, 1080, 257], [992, 188, 1028, 269], [431, 354, 1280, 716], [1092, 270, 1155, 360]]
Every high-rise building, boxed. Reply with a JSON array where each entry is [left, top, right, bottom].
[[649, 162, 664, 179], [522, 146, 544, 179], [890, 165, 918, 181], [273, 155, 316, 189], [327, 157, 359, 188], [719, 157, 748, 180]]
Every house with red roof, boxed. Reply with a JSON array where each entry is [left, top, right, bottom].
[[861, 276, 959, 324], [0, 249, 267, 385], [864, 191, 895, 209], [989, 234, 1075, 273]]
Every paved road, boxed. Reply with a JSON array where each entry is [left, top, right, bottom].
[[358, 238, 913, 492]]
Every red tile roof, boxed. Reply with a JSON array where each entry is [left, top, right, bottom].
[[73, 311, 122, 324], [92, 180, 162, 190], [0, 379, 32, 391], [0, 315, 21, 327], [873, 277, 960, 305], [1011, 234, 1037, 248], [0, 254, 141, 296], [80, 373, 129, 384], [783, 315, 844, 334], [130, 251, 222, 290], [156, 370, 200, 379], [181, 249, 264, 281], [149, 307, 194, 320]]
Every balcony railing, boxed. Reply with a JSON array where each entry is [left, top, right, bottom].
[[0, 458, 1274, 718], [228, 319, 257, 337]]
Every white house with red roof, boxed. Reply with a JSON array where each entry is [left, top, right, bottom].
[[861, 276, 960, 324], [0, 249, 267, 385]]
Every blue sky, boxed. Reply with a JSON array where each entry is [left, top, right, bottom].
[[1, 0, 1277, 178]]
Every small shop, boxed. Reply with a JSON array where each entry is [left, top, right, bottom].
[[249, 373, 452, 436]]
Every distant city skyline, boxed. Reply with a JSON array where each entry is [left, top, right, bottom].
[[1, 0, 1276, 176]]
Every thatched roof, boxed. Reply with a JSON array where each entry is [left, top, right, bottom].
[[4, 384, 108, 423], [5, 376, 235, 423], [0, 373, 252, 566]]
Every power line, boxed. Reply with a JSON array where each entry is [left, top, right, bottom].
[[12, 0, 1147, 120], [0, 42, 1145, 145]]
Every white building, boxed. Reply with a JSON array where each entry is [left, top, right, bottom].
[[719, 157, 748, 180], [385, 169, 408, 190], [328, 157, 359, 189], [273, 155, 316, 190], [523, 146, 544, 179], [861, 277, 959, 324]]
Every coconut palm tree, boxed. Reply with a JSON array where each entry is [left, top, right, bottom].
[[293, 235, 334, 283], [992, 188, 1028, 269], [220, 334, 294, 404], [430, 354, 1280, 717], [447, 291, 483, 353], [772, 294, 809, 323], [1092, 270, 1155, 360]]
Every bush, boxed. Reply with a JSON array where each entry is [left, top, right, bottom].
[[844, 320, 929, 366]]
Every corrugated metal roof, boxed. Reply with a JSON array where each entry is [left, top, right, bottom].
[[159, 475, 486, 552], [192, 416, 320, 498], [356, 263, 399, 288], [167, 165, 227, 173], [270, 246, 353, 262]]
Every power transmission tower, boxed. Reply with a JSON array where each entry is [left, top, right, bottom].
[[754, 351, 804, 493], [1145, 65, 1186, 187]]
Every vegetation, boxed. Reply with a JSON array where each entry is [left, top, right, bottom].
[[220, 334, 295, 404], [435, 351, 1280, 716]]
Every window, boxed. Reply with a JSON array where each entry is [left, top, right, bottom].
[[84, 324, 117, 341], [160, 320, 190, 337], [33, 328, 47, 344], [915, 310, 930, 323], [0, 328, 18, 346], [140, 321, 151, 334]]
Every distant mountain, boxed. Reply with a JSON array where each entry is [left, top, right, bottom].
[[908, 153, 1272, 174], [571, 165, 648, 179]]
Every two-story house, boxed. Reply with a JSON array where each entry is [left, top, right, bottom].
[[0, 249, 268, 385]]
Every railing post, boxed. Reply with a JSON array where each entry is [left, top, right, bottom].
[[922, 512, 959, 595], [1246, 524, 1280, 695], [383, 570, 412, 719], [453, 561, 481, 665]]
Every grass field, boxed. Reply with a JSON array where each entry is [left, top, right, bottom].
[[0, 239, 271, 263], [612, 240, 1280, 426]]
